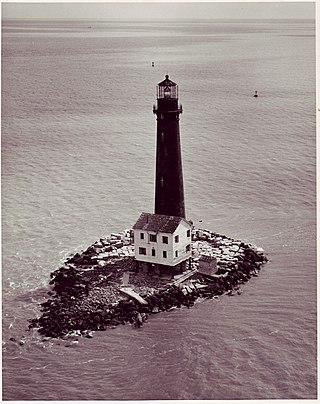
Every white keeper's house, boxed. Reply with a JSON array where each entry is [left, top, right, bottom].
[[132, 212, 192, 275]]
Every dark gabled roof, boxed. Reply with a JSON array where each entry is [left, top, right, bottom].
[[133, 212, 191, 234], [158, 75, 176, 87]]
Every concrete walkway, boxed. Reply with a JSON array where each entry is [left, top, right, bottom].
[[171, 268, 198, 286], [119, 287, 148, 305]]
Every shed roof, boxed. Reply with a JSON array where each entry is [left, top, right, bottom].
[[133, 212, 191, 234], [199, 255, 217, 262]]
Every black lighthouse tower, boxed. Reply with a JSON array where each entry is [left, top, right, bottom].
[[153, 75, 185, 218]]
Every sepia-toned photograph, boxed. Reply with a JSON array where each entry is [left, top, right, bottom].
[[2, 1, 316, 401]]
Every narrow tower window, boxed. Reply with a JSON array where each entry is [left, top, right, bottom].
[[161, 132, 165, 142], [161, 177, 164, 188]]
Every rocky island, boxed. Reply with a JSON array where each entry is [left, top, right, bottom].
[[29, 228, 267, 339]]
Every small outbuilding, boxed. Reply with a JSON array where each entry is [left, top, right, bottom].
[[198, 255, 218, 276]]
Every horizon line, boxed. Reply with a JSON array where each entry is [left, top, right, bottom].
[[2, 16, 315, 20]]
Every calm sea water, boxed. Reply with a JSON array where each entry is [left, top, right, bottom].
[[2, 18, 316, 400]]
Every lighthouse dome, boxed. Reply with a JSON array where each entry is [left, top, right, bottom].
[[158, 74, 176, 87]]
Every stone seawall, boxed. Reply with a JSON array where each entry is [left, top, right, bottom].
[[29, 229, 267, 339]]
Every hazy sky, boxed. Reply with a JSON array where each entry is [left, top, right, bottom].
[[1, 1, 315, 20]]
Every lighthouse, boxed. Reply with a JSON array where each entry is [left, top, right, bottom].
[[132, 76, 191, 275], [153, 75, 185, 218]]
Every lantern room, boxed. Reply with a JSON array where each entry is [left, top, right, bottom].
[[157, 75, 178, 100]]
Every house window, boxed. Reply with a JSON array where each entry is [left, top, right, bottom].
[[139, 247, 147, 255], [149, 234, 157, 242], [140, 233, 144, 240], [163, 251, 167, 258], [162, 236, 168, 244], [186, 244, 191, 252], [175, 250, 178, 257], [187, 229, 190, 237], [152, 248, 156, 257], [174, 235, 179, 243]]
